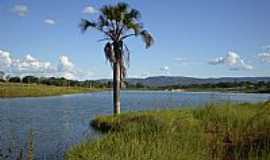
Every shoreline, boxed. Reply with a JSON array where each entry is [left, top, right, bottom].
[[1, 81, 269, 99], [66, 102, 270, 160], [125, 88, 270, 94], [0, 83, 103, 98]]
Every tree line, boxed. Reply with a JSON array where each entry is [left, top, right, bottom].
[[1, 71, 270, 92], [0, 71, 149, 89], [159, 81, 270, 93], [0, 72, 109, 88]]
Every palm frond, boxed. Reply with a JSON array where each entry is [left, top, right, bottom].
[[140, 30, 154, 48], [80, 19, 97, 32], [100, 5, 114, 20], [104, 42, 116, 64], [119, 43, 131, 88], [123, 43, 130, 68], [131, 22, 143, 35], [98, 37, 111, 42], [80, 2, 154, 81], [116, 2, 129, 13], [98, 15, 109, 29], [120, 57, 127, 88], [129, 9, 141, 20]]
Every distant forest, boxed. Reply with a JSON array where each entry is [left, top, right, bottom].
[[1, 71, 270, 93], [0, 71, 109, 88], [159, 81, 270, 93]]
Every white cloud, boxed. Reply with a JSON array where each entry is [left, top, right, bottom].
[[57, 56, 76, 79], [160, 66, 169, 71], [14, 54, 52, 73], [2, 53, 54, 77], [44, 18, 56, 25], [58, 56, 74, 71], [160, 66, 170, 75], [0, 50, 91, 80], [209, 51, 253, 71], [208, 57, 224, 65], [82, 5, 97, 14], [0, 50, 12, 69], [258, 53, 270, 63], [12, 5, 28, 16]]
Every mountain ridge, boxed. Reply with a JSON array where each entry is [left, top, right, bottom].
[[97, 76, 270, 87]]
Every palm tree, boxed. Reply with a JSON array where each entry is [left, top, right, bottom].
[[80, 2, 154, 115]]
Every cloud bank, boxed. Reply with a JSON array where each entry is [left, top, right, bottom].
[[258, 53, 270, 63], [82, 5, 97, 14], [209, 51, 253, 71], [0, 50, 90, 80]]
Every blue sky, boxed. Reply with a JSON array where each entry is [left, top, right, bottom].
[[1, 0, 270, 80]]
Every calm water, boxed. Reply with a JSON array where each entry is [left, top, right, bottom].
[[0, 91, 270, 159]]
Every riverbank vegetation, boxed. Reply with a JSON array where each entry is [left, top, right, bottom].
[[0, 75, 109, 88], [130, 81, 270, 93], [164, 81, 270, 93], [0, 83, 100, 98], [0, 74, 108, 97], [1, 73, 270, 93], [66, 102, 270, 160]]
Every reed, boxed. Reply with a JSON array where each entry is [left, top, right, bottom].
[[66, 102, 270, 160]]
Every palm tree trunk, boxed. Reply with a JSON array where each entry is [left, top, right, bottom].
[[113, 61, 121, 115]]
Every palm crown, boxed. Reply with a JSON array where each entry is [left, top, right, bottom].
[[80, 2, 154, 84]]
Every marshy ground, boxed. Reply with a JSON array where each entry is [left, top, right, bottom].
[[66, 102, 270, 160]]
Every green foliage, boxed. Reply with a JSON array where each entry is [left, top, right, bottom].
[[66, 102, 270, 160], [1, 74, 109, 88], [8, 76, 21, 83], [80, 2, 154, 85], [22, 76, 39, 84], [80, 2, 154, 44], [160, 81, 270, 93]]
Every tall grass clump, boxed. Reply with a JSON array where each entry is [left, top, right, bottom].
[[0, 129, 35, 160], [66, 102, 270, 160]]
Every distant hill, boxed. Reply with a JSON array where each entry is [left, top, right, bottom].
[[97, 76, 270, 87]]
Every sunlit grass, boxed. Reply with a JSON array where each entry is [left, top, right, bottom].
[[66, 102, 270, 160], [0, 83, 100, 98]]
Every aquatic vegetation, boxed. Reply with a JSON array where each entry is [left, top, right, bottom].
[[66, 102, 270, 160], [0, 130, 34, 160]]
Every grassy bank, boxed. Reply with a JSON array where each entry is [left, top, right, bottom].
[[0, 83, 101, 98], [66, 102, 270, 160]]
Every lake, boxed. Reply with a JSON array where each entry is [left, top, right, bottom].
[[0, 91, 270, 159]]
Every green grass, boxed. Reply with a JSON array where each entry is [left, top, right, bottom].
[[66, 102, 270, 160], [0, 83, 100, 98]]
